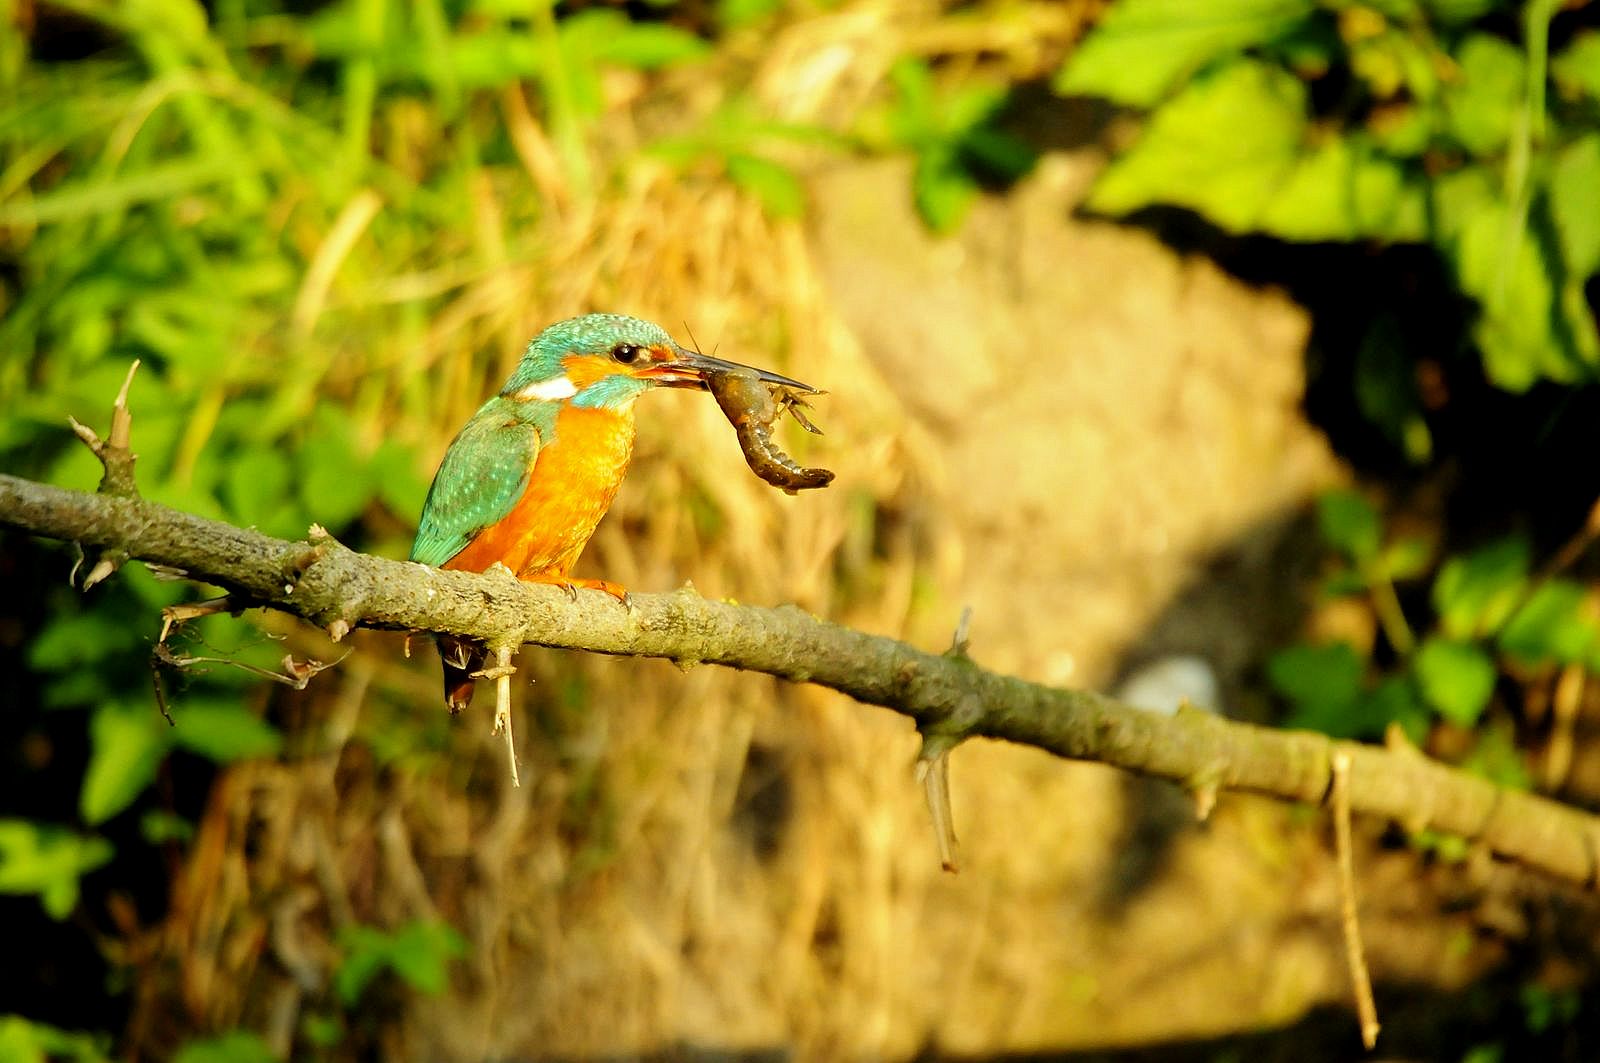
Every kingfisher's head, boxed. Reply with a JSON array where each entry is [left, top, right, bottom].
[[501, 313, 813, 411]]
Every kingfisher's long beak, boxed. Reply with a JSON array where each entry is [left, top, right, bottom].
[[639, 347, 820, 393]]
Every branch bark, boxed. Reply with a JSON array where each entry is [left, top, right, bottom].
[[4, 470, 1600, 889]]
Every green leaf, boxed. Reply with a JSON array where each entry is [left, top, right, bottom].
[[1413, 637, 1496, 726], [0, 156, 241, 227], [0, 1015, 110, 1063], [959, 126, 1037, 184], [912, 149, 979, 234], [172, 1031, 279, 1063], [1433, 537, 1530, 639], [1317, 489, 1381, 562], [334, 921, 467, 1004], [887, 59, 937, 143], [81, 704, 172, 825], [1520, 983, 1581, 1034], [28, 609, 142, 671], [0, 820, 114, 920], [334, 925, 392, 1006], [1363, 675, 1431, 743], [1551, 135, 1600, 280], [437, 32, 539, 90], [301, 1013, 342, 1049], [369, 439, 431, 523], [1442, 34, 1525, 156], [1356, 316, 1432, 462], [171, 701, 284, 763], [223, 449, 294, 530], [1086, 60, 1306, 233], [384, 921, 468, 995], [717, 0, 783, 29], [1431, 166, 1498, 244], [140, 810, 195, 845], [1551, 31, 1600, 102], [726, 154, 805, 219], [1499, 580, 1597, 666], [1055, 0, 1315, 107], [588, 18, 710, 70], [1453, 204, 1570, 391], [1461, 718, 1531, 789], [1268, 642, 1364, 732], [1257, 136, 1426, 241], [1421, 0, 1502, 23], [296, 410, 373, 532], [1412, 827, 1472, 863], [1381, 536, 1433, 582]]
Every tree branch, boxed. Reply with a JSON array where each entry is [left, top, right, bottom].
[[4, 470, 1600, 889]]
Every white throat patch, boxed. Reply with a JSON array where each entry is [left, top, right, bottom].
[[512, 375, 578, 402]]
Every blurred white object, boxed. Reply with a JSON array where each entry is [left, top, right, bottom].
[[1114, 655, 1220, 716]]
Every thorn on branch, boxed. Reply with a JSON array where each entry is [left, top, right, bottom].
[[916, 740, 959, 873], [65, 360, 144, 591], [947, 605, 973, 658], [916, 684, 983, 874], [160, 596, 241, 643], [1185, 763, 1223, 824], [474, 646, 521, 788], [145, 563, 190, 581], [81, 556, 122, 591], [70, 359, 142, 497], [283, 542, 331, 595]]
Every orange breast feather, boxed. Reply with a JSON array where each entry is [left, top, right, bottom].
[[443, 405, 635, 578]]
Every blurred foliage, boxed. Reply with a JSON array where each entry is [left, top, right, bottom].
[[1057, 0, 1600, 397], [0, 1015, 112, 1063], [0, 819, 114, 919], [1271, 487, 1598, 792], [858, 58, 1037, 232], [333, 919, 469, 1005], [171, 1031, 280, 1063]]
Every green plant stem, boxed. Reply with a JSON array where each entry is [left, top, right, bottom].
[[1369, 569, 1416, 656]]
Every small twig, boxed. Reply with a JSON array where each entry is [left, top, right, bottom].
[[1541, 488, 1600, 580], [1545, 664, 1584, 791], [475, 646, 521, 787], [1367, 571, 1415, 656], [149, 656, 175, 726], [153, 642, 348, 689], [1332, 751, 1380, 1050]]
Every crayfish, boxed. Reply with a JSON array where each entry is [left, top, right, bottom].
[[705, 366, 834, 494]]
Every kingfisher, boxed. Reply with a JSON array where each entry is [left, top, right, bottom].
[[410, 313, 815, 713]]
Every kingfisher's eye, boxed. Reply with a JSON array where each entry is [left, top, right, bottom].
[[612, 343, 642, 364]]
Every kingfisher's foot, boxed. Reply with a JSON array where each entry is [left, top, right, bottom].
[[525, 573, 630, 607], [566, 577, 631, 608]]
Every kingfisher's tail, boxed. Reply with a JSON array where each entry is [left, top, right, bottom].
[[437, 635, 483, 714]]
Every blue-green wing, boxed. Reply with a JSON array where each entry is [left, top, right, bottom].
[[409, 404, 543, 567]]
